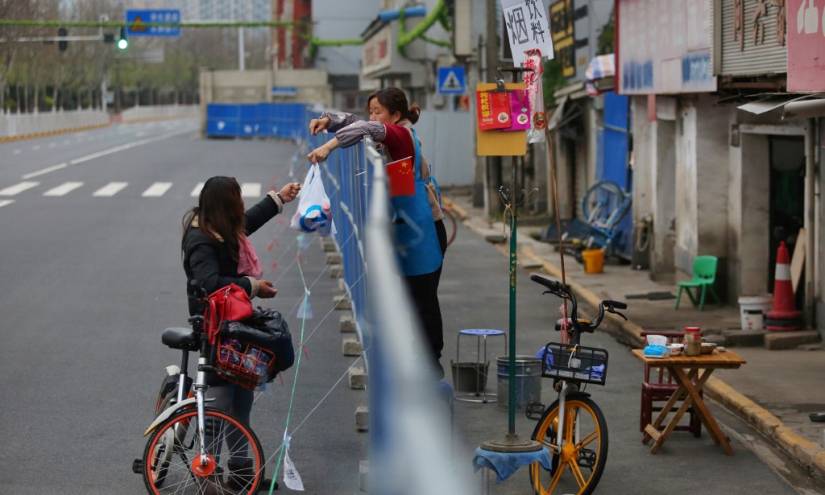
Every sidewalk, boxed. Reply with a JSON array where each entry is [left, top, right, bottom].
[[445, 191, 825, 484]]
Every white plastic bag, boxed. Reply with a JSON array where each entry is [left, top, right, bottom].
[[290, 164, 333, 236]]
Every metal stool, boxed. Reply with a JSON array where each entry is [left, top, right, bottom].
[[452, 329, 506, 403]]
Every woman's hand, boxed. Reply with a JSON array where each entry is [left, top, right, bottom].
[[309, 116, 330, 135], [307, 144, 331, 164], [257, 279, 277, 298], [277, 182, 301, 203]]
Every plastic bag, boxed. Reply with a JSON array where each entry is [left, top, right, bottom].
[[290, 164, 333, 236]]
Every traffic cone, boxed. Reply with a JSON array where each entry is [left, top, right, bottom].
[[765, 241, 802, 332]]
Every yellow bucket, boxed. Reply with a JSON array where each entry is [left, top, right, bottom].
[[582, 248, 605, 274]]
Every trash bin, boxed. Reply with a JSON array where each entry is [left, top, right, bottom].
[[582, 248, 605, 274], [496, 356, 542, 410], [738, 296, 772, 331]]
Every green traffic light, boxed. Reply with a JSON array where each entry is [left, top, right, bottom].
[[117, 38, 128, 49]]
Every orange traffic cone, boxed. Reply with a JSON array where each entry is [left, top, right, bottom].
[[765, 241, 802, 332]]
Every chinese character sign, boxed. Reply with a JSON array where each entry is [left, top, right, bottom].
[[788, 0, 825, 91], [501, 0, 555, 66]]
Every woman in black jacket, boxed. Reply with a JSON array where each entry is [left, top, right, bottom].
[[181, 176, 299, 488]]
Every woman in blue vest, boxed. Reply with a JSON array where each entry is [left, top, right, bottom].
[[307, 88, 447, 376]]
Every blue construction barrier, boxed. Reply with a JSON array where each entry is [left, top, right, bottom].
[[308, 134, 371, 341], [205, 102, 313, 141]]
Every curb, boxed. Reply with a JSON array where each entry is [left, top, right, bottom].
[[0, 121, 110, 143], [448, 195, 825, 483]]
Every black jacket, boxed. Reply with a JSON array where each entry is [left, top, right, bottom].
[[183, 194, 282, 316]]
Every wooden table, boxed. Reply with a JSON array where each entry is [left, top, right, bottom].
[[631, 349, 746, 455]]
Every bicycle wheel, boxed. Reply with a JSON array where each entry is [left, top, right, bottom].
[[443, 207, 458, 247], [142, 407, 264, 495], [529, 393, 608, 495]]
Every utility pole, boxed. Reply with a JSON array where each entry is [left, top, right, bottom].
[[484, 0, 502, 216], [238, 26, 245, 71]]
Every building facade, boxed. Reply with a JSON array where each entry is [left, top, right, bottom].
[[619, 0, 825, 337]]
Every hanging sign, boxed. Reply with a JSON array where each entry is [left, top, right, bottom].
[[475, 82, 528, 157], [500, 0, 555, 67]]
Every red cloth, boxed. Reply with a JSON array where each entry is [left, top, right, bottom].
[[381, 123, 415, 162]]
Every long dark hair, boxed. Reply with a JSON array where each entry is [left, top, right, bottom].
[[367, 87, 421, 124], [182, 176, 245, 260]]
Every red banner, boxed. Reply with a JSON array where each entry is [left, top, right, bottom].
[[788, 0, 825, 92]]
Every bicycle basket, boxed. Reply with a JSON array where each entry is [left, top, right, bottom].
[[214, 334, 274, 391], [540, 342, 609, 385]]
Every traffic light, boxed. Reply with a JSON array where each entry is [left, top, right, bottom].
[[58, 27, 68, 52], [117, 26, 128, 50]]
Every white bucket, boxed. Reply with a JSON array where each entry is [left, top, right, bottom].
[[738, 296, 772, 332]]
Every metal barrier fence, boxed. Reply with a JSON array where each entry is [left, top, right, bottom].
[[309, 131, 472, 494], [206, 103, 311, 140]]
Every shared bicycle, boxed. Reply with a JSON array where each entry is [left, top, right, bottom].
[[527, 273, 628, 495], [133, 313, 266, 494]]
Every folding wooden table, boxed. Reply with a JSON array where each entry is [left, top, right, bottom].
[[632, 349, 747, 455]]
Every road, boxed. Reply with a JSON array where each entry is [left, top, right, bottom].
[[0, 121, 817, 494], [0, 121, 366, 494]]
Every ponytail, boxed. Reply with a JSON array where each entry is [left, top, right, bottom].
[[407, 103, 421, 124]]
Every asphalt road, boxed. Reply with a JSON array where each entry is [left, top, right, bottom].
[[0, 121, 366, 494], [0, 121, 816, 494]]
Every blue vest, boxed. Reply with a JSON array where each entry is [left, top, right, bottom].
[[390, 128, 443, 276]]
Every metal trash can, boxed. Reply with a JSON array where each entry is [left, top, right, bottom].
[[496, 355, 542, 410]]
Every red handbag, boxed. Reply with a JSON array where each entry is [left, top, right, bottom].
[[204, 283, 254, 344]]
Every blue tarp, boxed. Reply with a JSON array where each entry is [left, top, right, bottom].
[[596, 92, 632, 260]]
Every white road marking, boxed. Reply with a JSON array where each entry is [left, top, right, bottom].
[[62, 139, 70, 145], [93, 182, 128, 197], [191, 182, 204, 197], [13, 149, 22, 155], [20, 127, 194, 180], [22, 163, 67, 179], [0, 181, 39, 196], [32, 145, 41, 151], [241, 183, 261, 198], [142, 182, 172, 197], [0, 199, 14, 208], [43, 181, 83, 196], [48, 143, 56, 148]]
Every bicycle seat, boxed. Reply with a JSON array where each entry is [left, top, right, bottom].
[[161, 327, 199, 351]]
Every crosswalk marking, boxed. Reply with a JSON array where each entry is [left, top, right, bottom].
[[44, 181, 83, 197], [0, 199, 14, 208], [241, 183, 261, 198], [142, 182, 172, 197], [0, 181, 39, 196], [191, 182, 204, 197], [93, 182, 128, 197]]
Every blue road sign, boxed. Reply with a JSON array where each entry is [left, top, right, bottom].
[[126, 9, 181, 37], [437, 66, 466, 95]]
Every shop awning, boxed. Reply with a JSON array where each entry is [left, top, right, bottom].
[[737, 93, 825, 118]]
